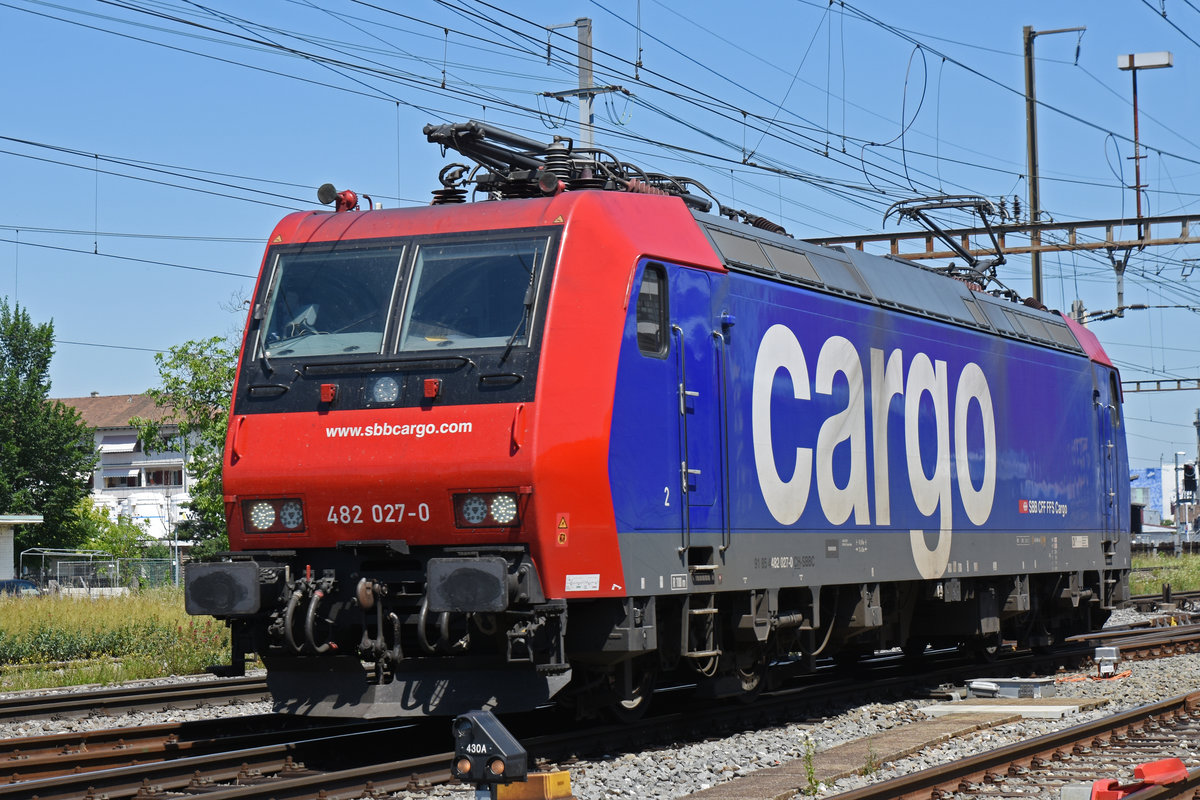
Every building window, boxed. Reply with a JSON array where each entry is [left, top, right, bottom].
[[104, 475, 139, 489], [145, 469, 183, 487]]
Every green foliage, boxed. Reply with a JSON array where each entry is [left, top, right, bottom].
[[0, 300, 96, 556], [63, 498, 160, 560], [1131, 553, 1200, 594], [133, 336, 238, 559]]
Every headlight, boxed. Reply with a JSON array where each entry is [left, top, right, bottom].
[[243, 498, 306, 533], [453, 492, 521, 528], [279, 500, 305, 530], [247, 501, 276, 531], [460, 495, 489, 525], [371, 376, 400, 404], [490, 494, 517, 525]]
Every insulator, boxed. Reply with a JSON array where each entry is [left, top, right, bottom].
[[569, 176, 607, 190], [543, 141, 572, 180], [626, 178, 669, 197], [1013, 195, 1022, 221], [430, 187, 467, 205], [747, 214, 787, 236]]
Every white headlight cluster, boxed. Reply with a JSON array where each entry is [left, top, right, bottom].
[[244, 498, 306, 533], [454, 492, 520, 528]]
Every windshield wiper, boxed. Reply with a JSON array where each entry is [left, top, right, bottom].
[[500, 282, 535, 364], [253, 319, 274, 377]]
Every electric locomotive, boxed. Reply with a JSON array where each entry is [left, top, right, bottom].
[[185, 121, 1131, 718]]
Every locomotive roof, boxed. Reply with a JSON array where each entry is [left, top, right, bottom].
[[409, 119, 1110, 367], [272, 189, 1108, 367], [695, 212, 1104, 363]]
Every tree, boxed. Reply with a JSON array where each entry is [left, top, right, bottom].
[[133, 336, 238, 560], [65, 497, 168, 560], [0, 300, 96, 556]]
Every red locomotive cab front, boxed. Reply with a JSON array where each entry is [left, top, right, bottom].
[[223, 221, 550, 554], [186, 206, 576, 717]]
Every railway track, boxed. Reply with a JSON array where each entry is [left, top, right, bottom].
[[0, 714, 397, 783], [822, 690, 1200, 800], [1131, 588, 1200, 613], [1070, 621, 1200, 662], [0, 675, 269, 722], [0, 647, 1098, 799], [1, 616, 1195, 799], [0, 719, 453, 800]]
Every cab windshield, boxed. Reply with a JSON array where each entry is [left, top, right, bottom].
[[398, 239, 541, 352], [257, 233, 550, 360], [261, 245, 403, 358]]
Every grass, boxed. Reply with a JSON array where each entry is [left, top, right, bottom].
[[1130, 553, 1200, 595], [0, 586, 231, 692]]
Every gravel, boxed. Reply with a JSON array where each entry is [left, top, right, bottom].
[[550, 652, 1200, 800], [401, 606, 1200, 800], [3, 608, 1197, 800]]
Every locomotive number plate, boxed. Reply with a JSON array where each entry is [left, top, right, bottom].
[[327, 503, 431, 524]]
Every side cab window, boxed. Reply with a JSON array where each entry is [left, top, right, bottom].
[[1108, 370, 1122, 429], [636, 263, 668, 357]]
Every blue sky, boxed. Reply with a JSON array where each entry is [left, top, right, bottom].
[[3, 0, 1199, 475]]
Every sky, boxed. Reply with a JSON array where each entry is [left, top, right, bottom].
[[3, 0, 1200, 479]]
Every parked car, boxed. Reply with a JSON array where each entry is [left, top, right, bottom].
[[0, 579, 40, 596]]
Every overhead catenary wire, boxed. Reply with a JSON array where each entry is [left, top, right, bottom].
[[3, 0, 1198, 469], [4, 4, 1197, 306], [9, 0, 1171, 237]]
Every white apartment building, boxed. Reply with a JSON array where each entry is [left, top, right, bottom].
[[57, 393, 193, 542]]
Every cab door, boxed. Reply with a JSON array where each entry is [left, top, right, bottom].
[[1094, 365, 1123, 535], [669, 267, 725, 554]]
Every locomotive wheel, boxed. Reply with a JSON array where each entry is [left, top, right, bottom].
[[833, 648, 865, 669], [606, 657, 656, 723], [971, 633, 1003, 662], [734, 645, 767, 702], [901, 638, 929, 660]]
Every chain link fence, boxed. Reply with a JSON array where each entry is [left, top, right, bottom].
[[19, 548, 178, 594]]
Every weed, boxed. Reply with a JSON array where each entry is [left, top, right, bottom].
[[801, 734, 820, 797], [859, 740, 880, 776]]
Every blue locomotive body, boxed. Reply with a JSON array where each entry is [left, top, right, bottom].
[[605, 213, 1127, 675]]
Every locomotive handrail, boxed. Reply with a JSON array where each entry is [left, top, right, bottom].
[[712, 328, 732, 556], [303, 355, 476, 376], [672, 324, 692, 555], [230, 414, 246, 463], [480, 372, 523, 386], [247, 383, 291, 399]]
